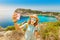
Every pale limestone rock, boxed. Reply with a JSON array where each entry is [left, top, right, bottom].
[[4, 31, 24, 40]]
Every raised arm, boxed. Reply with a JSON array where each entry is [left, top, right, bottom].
[[12, 12, 21, 31], [12, 12, 28, 31], [14, 23, 27, 31]]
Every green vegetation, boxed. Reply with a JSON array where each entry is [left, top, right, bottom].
[[0, 20, 60, 40], [15, 8, 60, 16], [39, 21, 60, 40], [4, 21, 59, 40], [0, 26, 2, 28], [5, 26, 15, 31], [15, 8, 42, 14]]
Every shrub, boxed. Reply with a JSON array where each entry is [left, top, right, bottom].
[[0, 26, 2, 28], [39, 21, 60, 40], [5, 26, 15, 31]]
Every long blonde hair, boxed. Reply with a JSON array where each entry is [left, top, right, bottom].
[[28, 15, 39, 26]]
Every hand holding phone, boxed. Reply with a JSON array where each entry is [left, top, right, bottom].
[[17, 13, 21, 20], [12, 13, 21, 23]]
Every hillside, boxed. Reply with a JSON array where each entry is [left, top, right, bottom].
[[15, 8, 60, 16]]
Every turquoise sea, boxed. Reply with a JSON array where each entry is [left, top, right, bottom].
[[0, 15, 58, 28], [17, 15, 57, 24]]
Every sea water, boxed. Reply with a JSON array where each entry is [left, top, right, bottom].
[[0, 15, 57, 28]]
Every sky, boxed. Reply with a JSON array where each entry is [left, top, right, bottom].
[[0, 0, 60, 25]]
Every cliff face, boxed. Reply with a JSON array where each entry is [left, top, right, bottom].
[[4, 31, 24, 40]]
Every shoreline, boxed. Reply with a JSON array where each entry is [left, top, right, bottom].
[[22, 14, 60, 21], [55, 16, 60, 21]]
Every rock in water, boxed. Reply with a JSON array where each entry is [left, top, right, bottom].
[[4, 31, 24, 40]]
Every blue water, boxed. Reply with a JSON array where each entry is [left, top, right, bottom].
[[0, 15, 57, 28], [38, 15, 57, 23]]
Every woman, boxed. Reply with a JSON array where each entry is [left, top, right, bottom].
[[13, 13, 39, 40]]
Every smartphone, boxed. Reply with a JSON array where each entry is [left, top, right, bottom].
[[17, 13, 21, 20]]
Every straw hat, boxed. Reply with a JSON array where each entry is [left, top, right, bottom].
[[30, 14, 38, 20]]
